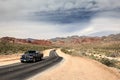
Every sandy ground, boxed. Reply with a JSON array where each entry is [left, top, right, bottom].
[[0, 54, 21, 66], [0, 49, 120, 80], [29, 49, 120, 80], [0, 50, 51, 66]]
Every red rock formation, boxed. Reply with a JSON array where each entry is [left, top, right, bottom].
[[1, 37, 15, 43], [0, 37, 52, 46], [31, 40, 52, 46]]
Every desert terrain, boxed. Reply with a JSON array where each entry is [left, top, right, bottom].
[[0, 49, 120, 80], [28, 49, 120, 80]]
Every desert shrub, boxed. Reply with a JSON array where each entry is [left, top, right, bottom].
[[89, 54, 98, 60], [106, 53, 120, 57], [61, 48, 72, 55], [0, 42, 52, 55], [115, 62, 120, 69], [98, 58, 117, 67], [61, 41, 120, 69], [61, 48, 86, 56], [79, 52, 87, 56]]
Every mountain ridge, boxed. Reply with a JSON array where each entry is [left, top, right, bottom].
[[0, 33, 120, 46]]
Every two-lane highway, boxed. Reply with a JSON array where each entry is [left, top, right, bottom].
[[0, 50, 63, 80]]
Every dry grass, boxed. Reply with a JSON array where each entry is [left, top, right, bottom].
[[61, 41, 120, 69], [0, 42, 53, 55]]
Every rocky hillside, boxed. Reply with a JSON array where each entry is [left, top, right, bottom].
[[0, 37, 52, 46], [0, 33, 119, 46], [50, 33, 120, 46], [102, 33, 120, 41]]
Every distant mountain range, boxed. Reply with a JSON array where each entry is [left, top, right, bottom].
[[88, 31, 120, 37], [50, 33, 120, 45], [51, 33, 120, 41], [0, 37, 52, 46], [0, 33, 120, 46]]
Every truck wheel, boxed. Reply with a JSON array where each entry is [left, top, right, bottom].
[[39, 58, 41, 61]]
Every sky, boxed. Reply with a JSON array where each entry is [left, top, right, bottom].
[[0, 0, 120, 39]]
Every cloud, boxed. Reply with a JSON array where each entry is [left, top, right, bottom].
[[0, 21, 87, 39], [90, 17, 120, 32], [0, 0, 120, 38], [32, 9, 98, 24], [71, 16, 120, 36], [0, 21, 69, 39], [0, 16, 120, 39], [0, 0, 120, 22]]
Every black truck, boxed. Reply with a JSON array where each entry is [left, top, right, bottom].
[[20, 50, 43, 63]]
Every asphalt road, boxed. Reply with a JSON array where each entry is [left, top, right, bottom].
[[0, 50, 63, 80]]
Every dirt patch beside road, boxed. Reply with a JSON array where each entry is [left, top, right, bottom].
[[29, 49, 120, 80], [0, 50, 51, 66], [0, 54, 21, 66]]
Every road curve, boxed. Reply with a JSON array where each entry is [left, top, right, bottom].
[[0, 50, 63, 80], [29, 49, 120, 80]]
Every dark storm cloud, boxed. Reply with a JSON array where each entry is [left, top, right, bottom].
[[32, 8, 98, 24], [0, 0, 120, 23]]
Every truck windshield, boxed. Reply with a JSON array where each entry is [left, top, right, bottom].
[[25, 51, 36, 54]]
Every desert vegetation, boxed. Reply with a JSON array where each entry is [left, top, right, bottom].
[[61, 41, 120, 69], [0, 41, 53, 55], [0, 33, 120, 69]]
